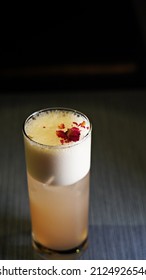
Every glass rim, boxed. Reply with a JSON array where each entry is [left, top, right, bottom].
[[23, 107, 92, 149]]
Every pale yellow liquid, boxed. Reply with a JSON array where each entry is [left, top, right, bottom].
[[28, 172, 89, 251]]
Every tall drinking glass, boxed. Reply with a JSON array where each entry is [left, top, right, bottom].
[[23, 108, 92, 258]]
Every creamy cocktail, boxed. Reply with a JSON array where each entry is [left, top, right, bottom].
[[23, 108, 91, 256]]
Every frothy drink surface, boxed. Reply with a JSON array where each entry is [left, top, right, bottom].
[[25, 110, 90, 146]]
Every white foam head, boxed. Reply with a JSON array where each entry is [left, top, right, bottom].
[[23, 108, 91, 185]]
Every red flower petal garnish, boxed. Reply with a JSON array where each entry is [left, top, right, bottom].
[[56, 126, 81, 143], [79, 121, 86, 128], [73, 121, 79, 126], [58, 123, 65, 129], [66, 127, 80, 142], [56, 130, 67, 140]]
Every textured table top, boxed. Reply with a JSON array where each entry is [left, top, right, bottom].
[[0, 90, 146, 260]]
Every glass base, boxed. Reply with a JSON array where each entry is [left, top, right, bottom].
[[32, 238, 88, 260]]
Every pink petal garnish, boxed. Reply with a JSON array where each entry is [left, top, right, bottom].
[[56, 130, 67, 140], [60, 139, 64, 145], [56, 125, 81, 143], [66, 127, 80, 142]]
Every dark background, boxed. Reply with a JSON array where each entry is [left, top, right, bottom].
[[0, 0, 146, 91]]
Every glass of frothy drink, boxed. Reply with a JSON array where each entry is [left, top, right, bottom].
[[23, 108, 92, 258]]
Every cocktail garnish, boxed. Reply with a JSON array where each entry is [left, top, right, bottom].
[[79, 121, 86, 128], [58, 123, 65, 129], [56, 127, 80, 144], [73, 121, 86, 128], [73, 122, 79, 126], [66, 127, 80, 142], [56, 130, 67, 140]]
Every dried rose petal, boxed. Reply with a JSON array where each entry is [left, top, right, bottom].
[[56, 125, 81, 143], [56, 130, 67, 140], [79, 121, 86, 128], [72, 121, 79, 126], [66, 127, 80, 142], [60, 139, 64, 145], [58, 123, 65, 129]]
